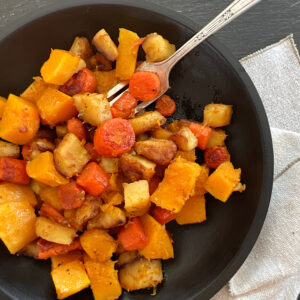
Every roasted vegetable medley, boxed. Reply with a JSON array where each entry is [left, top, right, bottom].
[[0, 27, 245, 300]]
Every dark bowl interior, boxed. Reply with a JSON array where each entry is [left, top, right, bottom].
[[0, 1, 273, 300]]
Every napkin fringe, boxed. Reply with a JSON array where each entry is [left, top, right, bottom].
[[240, 34, 300, 66]]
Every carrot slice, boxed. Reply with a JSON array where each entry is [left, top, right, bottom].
[[129, 71, 161, 102], [113, 91, 137, 112], [59, 68, 97, 96], [67, 118, 87, 141], [37, 238, 82, 260], [189, 123, 212, 150], [39, 203, 69, 227], [58, 181, 85, 210], [204, 146, 230, 169], [155, 94, 176, 116], [118, 217, 148, 251], [84, 142, 101, 162], [94, 118, 135, 157], [76, 162, 109, 196], [0, 157, 29, 184], [151, 205, 177, 225]]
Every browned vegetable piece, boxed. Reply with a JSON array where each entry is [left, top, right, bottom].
[[101, 191, 123, 206], [119, 258, 163, 291], [120, 153, 156, 182], [174, 149, 196, 162], [23, 138, 55, 161], [92, 29, 118, 61], [150, 127, 173, 139], [99, 157, 119, 174], [18, 240, 39, 259], [54, 133, 90, 178], [89, 53, 112, 71], [0, 141, 20, 158], [116, 250, 139, 267], [206, 128, 227, 148], [129, 111, 166, 135], [87, 204, 126, 230], [170, 127, 198, 151], [135, 138, 177, 166], [69, 37, 93, 64]]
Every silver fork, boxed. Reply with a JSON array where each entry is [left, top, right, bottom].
[[108, 0, 261, 113]]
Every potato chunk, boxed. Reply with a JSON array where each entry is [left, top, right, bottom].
[[80, 229, 117, 261], [92, 29, 118, 61], [129, 111, 166, 135], [36, 217, 77, 245], [87, 205, 126, 230], [99, 157, 119, 173], [73, 93, 112, 126], [84, 257, 122, 300], [51, 260, 90, 299], [123, 180, 150, 217], [54, 133, 90, 178], [150, 158, 201, 213], [150, 127, 173, 139], [117, 251, 139, 267], [204, 161, 243, 202], [170, 127, 198, 151], [203, 104, 232, 127], [120, 153, 156, 182], [119, 258, 163, 291], [139, 214, 173, 260], [135, 138, 177, 166], [0, 141, 19, 158], [207, 128, 227, 148], [0, 201, 37, 254], [176, 195, 206, 225], [142, 33, 176, 62], [174, 149, 196, 162], [70, 37, 93, 63]]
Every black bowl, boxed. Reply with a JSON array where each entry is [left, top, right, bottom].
[[0, 1, 273, 299]]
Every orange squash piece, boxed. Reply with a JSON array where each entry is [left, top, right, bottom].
[[150, 158, 201, 213], [0, 182, 37, 207], [26, 151, 68, 187], [37, 87, 77, 126], [176, 195, 206, 225], [51, 250, 83, 269], [80, 229, 117, 261], [39, 186, 63, 210], [0, 96, 6, 118], [51, 259, 90, 299], [84, 256, 122, 300], [193, 165, 209, 196], [139, 214, 174, 260], [21, 76, 51, 102], [41, 49, 85, 85], [0, 201, 37, 254], [204, 161, 242, 202], [0, 94, 40, 145]]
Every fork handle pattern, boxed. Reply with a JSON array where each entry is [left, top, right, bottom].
[[163, 0, 261, 70]]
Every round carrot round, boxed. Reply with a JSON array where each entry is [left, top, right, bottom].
[[113, 91, 137, 112], [67, 118, 86, 140], [60, 68, 97, 96], [111, 107, 134, 119], [129, 71, 161, 102], [155, 94, 176, 116], [204, 146, 230, 169], [94, 118, 135, 157]]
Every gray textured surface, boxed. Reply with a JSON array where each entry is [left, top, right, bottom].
[[0, 0, 299, 58]]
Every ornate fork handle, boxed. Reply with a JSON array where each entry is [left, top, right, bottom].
[[162, 0, 261, 70]]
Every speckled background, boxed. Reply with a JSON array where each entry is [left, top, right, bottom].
[[0, 0, 299, 58]]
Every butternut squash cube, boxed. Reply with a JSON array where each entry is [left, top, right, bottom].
[[0, 96, 6, 118], [193, 165, 209, 196], [150, 158, 201, 213], [176, 195, 206, 225], [139, 214, 173, 260], [26, 151, 69, 187], [94, 70, 118, 94], [84, 257, 122, 300], [41, 49, 85, 85], [51, 259, 90, 299], [116, 28, 140, 80], [36, 216, 77, 245], [37, 87, 77, 126], [0, 201, 37, 254], [39, 186, 62, 210], [80, 229, 117, 261], [21, 77, 49, 102], [0, 94, 40, 145], [51, 250, 83, 269], [203, 104, 232, 128], [123, 180, 150, 217], [204, 161, 242, 202], [0, 182, 37, 206]]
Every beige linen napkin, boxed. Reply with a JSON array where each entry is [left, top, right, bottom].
[[212, 35, 300, 300]]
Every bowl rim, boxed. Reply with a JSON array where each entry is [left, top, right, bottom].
[[0, 1, 274, 299]]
